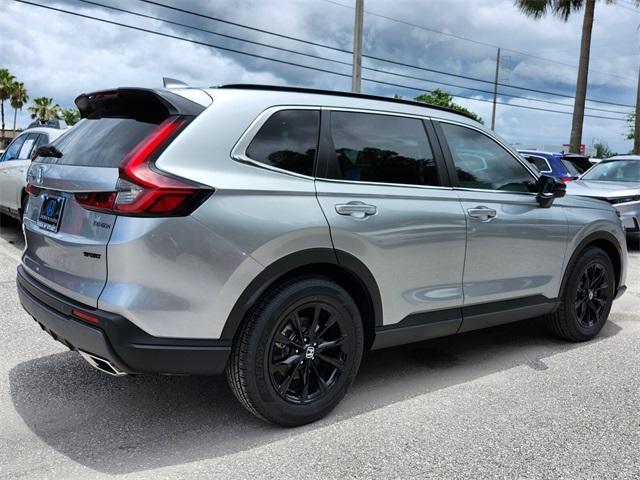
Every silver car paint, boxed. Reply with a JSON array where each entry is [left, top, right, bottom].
[[566, 177, 640, 234], [21, 87, 629, 340]]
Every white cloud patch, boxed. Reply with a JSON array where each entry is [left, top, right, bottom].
[[0, 0, 635, 152]]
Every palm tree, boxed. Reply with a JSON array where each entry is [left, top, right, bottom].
[[10, 82, 28, 136], [0, 68, 16, 146], [28, 97, 61, 123], [60, 107, 80, 126], [516, 0, 617, 154]]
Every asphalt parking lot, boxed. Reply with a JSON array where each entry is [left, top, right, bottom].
[[0, 221, 638, 480]]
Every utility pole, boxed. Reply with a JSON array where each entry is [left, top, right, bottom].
[[351, 0, 364, 93], [635, 63, 640, 155], [491, 48, 501, 131]]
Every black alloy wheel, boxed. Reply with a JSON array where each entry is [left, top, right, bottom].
[[574, 262, 610, 329], [226, 276, 363, 426], [269, 302, 348, 405]]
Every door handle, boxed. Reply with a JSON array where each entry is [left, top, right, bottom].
[[467, 206, 497, 221], [335, 201, 377, 218]]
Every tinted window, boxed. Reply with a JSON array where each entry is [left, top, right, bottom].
[[246, 109, 319, 176], [17, 133, 39, 159], [561, 159, 580, 176], [441, 123, 535, 192], [35, 118, 157, 167], [330, 111, 438, 186], [526, 155, 550, 172], [32, 133, 49, 154], [1, 135, 26, 161]]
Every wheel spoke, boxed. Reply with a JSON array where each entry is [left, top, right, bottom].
[[271, 353, 301, 373], [274, 332, 303, 349], [316, 315, 337, 340], [300, 363, 310, 402], [316, 353, 344, 371], [317, 335, 346, 352], [291, 311, 306, 343], [278, 360, 302, 394], [310, 361, 328, 394], [309, 305, 321, 342]]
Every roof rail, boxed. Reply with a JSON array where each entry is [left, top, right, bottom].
[[215, 84, 477, 121]]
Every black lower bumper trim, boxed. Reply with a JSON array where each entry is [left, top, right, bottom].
[[17, 266, 231, 375]]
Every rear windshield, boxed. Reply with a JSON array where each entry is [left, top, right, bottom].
[[561, 159, 580, 176], [35, 117, 157, 167]]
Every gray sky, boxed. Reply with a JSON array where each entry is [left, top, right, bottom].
[[1, 0, 638, 153]]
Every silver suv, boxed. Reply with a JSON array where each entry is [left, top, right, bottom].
[[16, 85, 628, 426]]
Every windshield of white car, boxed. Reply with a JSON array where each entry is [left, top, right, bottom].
[[581, 160, 640, 182]]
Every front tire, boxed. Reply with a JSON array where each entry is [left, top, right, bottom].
[[547, 246, 615, 342], [226, 276, 364, 426]]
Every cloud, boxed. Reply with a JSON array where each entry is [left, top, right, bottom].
[[0, 0, 635, 152]]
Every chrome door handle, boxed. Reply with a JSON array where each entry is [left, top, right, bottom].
[[467, 206, 497, 221], [335, 201, 377, 218]]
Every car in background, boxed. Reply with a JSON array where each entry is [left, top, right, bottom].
[[566, 155, 640, 239], [518, 150, 589, 182], [0, 126, 67, 221]]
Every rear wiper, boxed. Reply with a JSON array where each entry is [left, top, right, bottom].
[[33, 144, 63, 159]]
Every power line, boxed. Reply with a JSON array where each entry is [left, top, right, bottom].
[[136, 0, 635, 109], [11, 0, 629, 122], [76, 0, 629, 115], [320, 0, 637, 82]]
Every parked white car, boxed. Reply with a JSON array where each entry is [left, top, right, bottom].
[[0, 126, 66, 221]]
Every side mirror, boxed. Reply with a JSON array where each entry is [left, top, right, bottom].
[[536, 174, 566, 208]]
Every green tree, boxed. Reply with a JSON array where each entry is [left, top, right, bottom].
[[0, 68, 16, 145], [60, 107, 80, 126], [414, 89, 484, 124], [10, 82, 28, 136], [628, 113, 635, 141], [28, 97, 61, 123], [593, 141, 614, 158]]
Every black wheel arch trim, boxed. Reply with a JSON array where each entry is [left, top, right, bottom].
[[221, 248, 384, 340], [560, 230, 624, 298]]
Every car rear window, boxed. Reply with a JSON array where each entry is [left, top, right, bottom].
[[561, 159, 580, 176], [246, 109, 320, 176], [35, 117, 157, 167]]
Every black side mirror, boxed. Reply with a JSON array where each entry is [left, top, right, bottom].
[[536, 174, 566, 208]]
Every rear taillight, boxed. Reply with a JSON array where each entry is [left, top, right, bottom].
[[560, 177, 572, 183], [74, 116, 212, 216]]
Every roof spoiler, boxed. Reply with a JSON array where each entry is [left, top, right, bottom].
[[75, 88, 204, 122]]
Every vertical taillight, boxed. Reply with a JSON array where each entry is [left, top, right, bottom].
[[74, 116, 212, 216]]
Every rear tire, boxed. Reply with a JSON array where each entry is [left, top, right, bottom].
[[226, 275, 364, 426], [547, 246, 615, 342]]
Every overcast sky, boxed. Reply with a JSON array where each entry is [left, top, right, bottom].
[[1, 0, 638, 153]]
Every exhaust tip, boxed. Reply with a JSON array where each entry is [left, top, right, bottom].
[[78, 350, 127, 377]]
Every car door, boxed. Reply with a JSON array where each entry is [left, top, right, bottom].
[[0, 133, 28, 209], [434, 120, 568, 332], [315, 109, 467, 344], [4, 132, 41, 211]]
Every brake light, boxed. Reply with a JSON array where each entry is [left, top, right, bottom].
[[74, 116, 212, 216], [560, 177, 572, 183], [26, 183, 42, 196]]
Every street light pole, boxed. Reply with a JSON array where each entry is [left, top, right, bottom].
[[351, 0, 364, 93], [634, 63, 640, 155]]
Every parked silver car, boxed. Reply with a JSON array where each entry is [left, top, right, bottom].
[[566, 155, 640, 239], [16, 85, 628, 426]]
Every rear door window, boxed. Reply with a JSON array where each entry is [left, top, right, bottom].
[[245, 109, 320, 176], [329, 111, 439, 186], [17, 133, 39, 159], [34, 118, 158, 167], [1, 134, 26, 161], [526, 155, 551, 173]]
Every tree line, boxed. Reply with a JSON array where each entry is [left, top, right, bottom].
[[0, 68, 80, 145]]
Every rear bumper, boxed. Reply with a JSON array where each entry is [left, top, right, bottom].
[[17, 265, 231, 375]]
